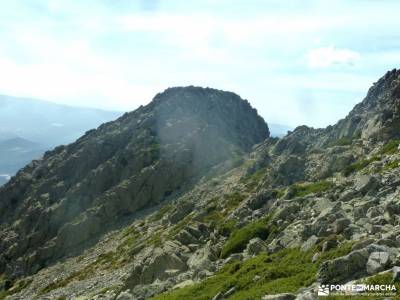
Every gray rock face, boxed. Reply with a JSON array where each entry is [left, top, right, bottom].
[[332, 218, 351, 234], [366, 252, 390, 274], [301, 236, 319, 251], [0, 87, 269, 278]]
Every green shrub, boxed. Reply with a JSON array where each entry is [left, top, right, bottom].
[[291, 180, 334, 197], [220, 218, 270, 259]]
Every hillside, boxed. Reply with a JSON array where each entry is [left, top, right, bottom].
[[1, 70, 400, 299]]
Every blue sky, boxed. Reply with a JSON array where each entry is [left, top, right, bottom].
[[1, 1, 400, 128]]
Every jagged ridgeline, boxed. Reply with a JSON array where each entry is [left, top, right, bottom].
[[2, 70, 400, 300]]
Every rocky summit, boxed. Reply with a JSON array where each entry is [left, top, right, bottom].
[[1, 70, 400, 300]]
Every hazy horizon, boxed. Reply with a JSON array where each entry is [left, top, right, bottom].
[[1, 1, 400, 127]]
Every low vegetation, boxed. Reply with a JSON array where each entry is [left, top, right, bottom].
[[0, 277, 32, 300], [379, 139, 400, 155], [241, 167, 268, 191], [342, 139, 400, 176], [342, 156, 380, 176], [382, 159, 400, 171], [151, 243, 353, 300], [220, 217, 271, 259], [290, 180, 334, 198]]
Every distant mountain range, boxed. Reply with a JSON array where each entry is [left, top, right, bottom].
[[0, 95, 121, 184]]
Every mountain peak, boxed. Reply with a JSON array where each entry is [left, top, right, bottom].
[[0, 86, 268, 278]]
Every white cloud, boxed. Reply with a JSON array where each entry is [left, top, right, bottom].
[[307, 46, 361, 68]]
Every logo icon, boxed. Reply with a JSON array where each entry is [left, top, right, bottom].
[[318, 284, 330, 296]]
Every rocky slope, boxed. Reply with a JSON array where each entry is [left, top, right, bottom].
[[1, 70, 400, 300]]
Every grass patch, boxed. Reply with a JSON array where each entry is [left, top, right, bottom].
[[224, 192, 245, 210], [150, 203, 173, 222], [146, 230, 163, 247], [291, 180, 334, 198], [343, 139, 400, 176], [118, 225, 142, 252], [275, 189, 285, 199], [241, 168, 267, 191], [0, 277, 32, 300], [382, 159, 400, 171], [198, 193, 245, 229], [220, 217, 271, 259], [218, 219, 237, 237], [167, 215, 193, 239], [342, 156, 380, 177], [379, 139, 400, 155], [151, 243, 353, 300], [0, 291, 7, 300]]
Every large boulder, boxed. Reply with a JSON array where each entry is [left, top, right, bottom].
[[354, 175, 379, 195], [187, 243, 217, 272], [244, 238, 268, 257], [366, 252, 391, 274]]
